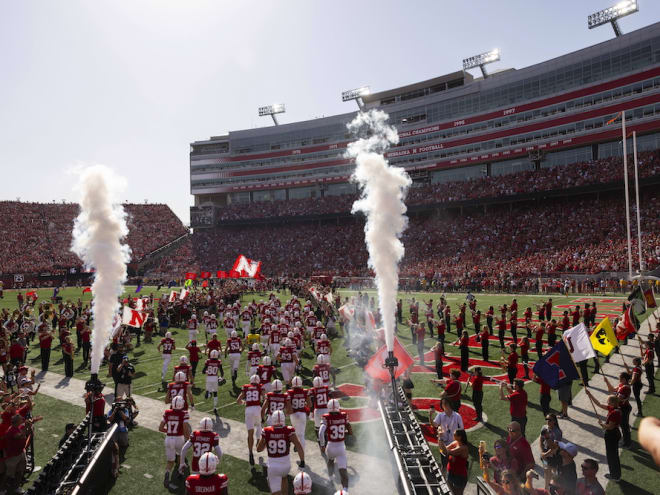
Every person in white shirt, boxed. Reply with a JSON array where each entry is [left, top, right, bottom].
[[431, 397, 464, 445]]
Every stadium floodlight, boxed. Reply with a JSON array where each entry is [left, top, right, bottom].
[[587, 0, 638, 37], [341, 86, 370, 110], [462, 49, 500, 78], [258, 103, 286, 125]]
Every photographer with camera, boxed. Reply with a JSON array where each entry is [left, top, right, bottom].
[[116, 356, 135, 399], [108, 400, 132, 450]]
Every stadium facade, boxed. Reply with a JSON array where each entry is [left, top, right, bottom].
[[190, 21, 660, 228]]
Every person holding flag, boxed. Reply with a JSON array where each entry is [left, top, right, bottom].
[[626, 357, 645, 417], [562, 323, 596, 387], [585, 390, 622, 482], [639, 336, 656, 394], [602, 372, 633, 448]]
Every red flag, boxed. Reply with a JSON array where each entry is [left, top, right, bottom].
[[231, 254, 263, 279], [26, 291, 38, 299], [616, 305, 639, 340], [365, 337, 414, 382], [217, 271, 227, 279], [82, 287, 92, 295], [185, 272, 197, 280], [644, 288, 657, 308], [202, 280, 209, 288], [200, 271, 211, 279]]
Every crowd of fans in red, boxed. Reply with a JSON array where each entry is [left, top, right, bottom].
[[0, 203, 188, 275], [187, 191, 660, 281], [215, 150, 660, 221]]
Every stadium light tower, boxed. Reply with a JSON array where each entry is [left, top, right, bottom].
[[588, 0, 638, 37], [462, 49, 500, 78], [342, 86, 370, 110], [258, 103, 286, 126]]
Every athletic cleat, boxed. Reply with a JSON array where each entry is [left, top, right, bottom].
[[163, 471, 170, 489], [249, 452, 255, 466]]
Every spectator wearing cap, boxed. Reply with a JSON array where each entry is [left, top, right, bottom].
[[506, 421, 534, 480], [575, 458, 605, 495], [116, 356, 135, 399], [555, 441, 578, 493], [500, 379, 528, 437]]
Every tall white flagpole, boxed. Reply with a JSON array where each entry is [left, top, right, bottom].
[[622, 112, 633, 279], [633, 130, 643, 273]]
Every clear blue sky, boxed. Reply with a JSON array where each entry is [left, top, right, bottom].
[[1, 1, 658, 224]]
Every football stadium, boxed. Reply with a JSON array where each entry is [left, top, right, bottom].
[[2, 2, 660, 495]]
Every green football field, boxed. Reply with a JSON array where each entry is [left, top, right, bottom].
[[1, 286, 657, 494]]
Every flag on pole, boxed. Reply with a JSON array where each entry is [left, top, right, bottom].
[[217, 271, 227, 279], [82, 287, 92, 295], [200, 271, 212, 279], [338, 304, 355, 321], [185, 272, 197, 280], [324, 292, 334, 304], [184, 279, 193, 288], [606, 111, 622, 125], [532, 341, 580, 389], [590, 318, 618, 356], [26, 291, 38, 300], [122, 306, 147, 328], [169, 291, 178, 302], [202, 280, 208, 288], [365, 337, 414, 382], [644, 288, 657, 308], [615, 305, 639, 340], [562, 323, 596, 362], [135, 284, 143, 293], [628, 286, 647, 314], [179, 289, 189, 300]]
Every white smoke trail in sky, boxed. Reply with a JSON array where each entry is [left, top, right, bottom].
[[348, 110, 411, 351], [71, 165, 130, 374]]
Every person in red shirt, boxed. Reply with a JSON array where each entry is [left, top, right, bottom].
[[412, 323, 426, 366], [8, 338, 25, 367], [604, 372, 632, 448], [186, 340, 202, 386], [561, 311, 571, 332], [518, 337, 530, 379], [61, 336, 74, 377], [641, 337, 656, 394], [455, 330, 469, 372], [76, 323, 90, 366], [547, 319, 558, 348], [318, 399, 352, 493], [4, 414, 32, 492], [479, 325, 490, 362], [438, 428, 468, 495], [179, 417, 223, 475], [571, 306, 581, 327], [500, 379, 528, 436], [185, 453, 228, 495], [432, 368, 462, 412], [534, 322, 545, 359], [585, 391, 621, 481], [256, 410, 305, 495], [506, 421, 535, 479], [237, 375, 263, 466], [157, 331, 176, 385], [467, 367, 485, 422], [37, 323, 55, 371], [501, 344, 519, 385], [496, 315, 507, 349], [160, 395, 191, 488], [545, 299, 553, 322]]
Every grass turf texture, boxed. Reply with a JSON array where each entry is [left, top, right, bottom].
[[1, 286, 656, 493]]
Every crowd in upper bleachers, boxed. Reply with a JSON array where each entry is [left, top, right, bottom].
[[215, 150, 660, 221], [0, 202, 188, 275]]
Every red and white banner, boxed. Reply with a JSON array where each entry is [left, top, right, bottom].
[[180, 289, 189, 300], [169, 291, 178, 302], [122, 306, 147, 328], [229, 254, 264, 279]]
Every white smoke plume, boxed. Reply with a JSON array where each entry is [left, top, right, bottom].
[[71, 165, 130, 373], [347, 110, 411, 351]]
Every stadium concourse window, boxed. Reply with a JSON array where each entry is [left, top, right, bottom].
[[541, 146, 593, 169], [491, 159, 534, 177], [288, 185, 319, 199], [325, 183, 357, 196], [253, 189, 286, 202], [431, 165, 486, 184], [599, 132, 660, 159]]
